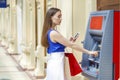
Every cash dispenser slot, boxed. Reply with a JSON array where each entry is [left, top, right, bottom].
[[84, 41, 101, 78], [82, 29, 102, 78]]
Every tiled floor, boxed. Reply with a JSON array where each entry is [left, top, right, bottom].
[[0, 72, 31, 80], [0, 46, 32, 80]]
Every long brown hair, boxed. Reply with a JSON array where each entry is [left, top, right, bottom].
[[41, 7, 61, 48]]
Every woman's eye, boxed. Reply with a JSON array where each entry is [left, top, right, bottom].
[[58, 16, 61, 18]]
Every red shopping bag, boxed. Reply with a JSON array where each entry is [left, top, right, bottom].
[[65, 53, 82, 76]]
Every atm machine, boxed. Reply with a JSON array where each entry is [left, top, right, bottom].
[[81, 10, 119, 80]]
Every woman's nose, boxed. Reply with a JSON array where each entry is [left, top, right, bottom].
[[60, 18, 62, 20]]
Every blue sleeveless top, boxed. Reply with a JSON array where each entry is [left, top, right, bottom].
[[47, 29, 65, 54]]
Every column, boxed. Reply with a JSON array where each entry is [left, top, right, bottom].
[[19, 0, 28, 69], [34, 0, 45, 77], [57, 0, 73, 80], [17, 0, 23, 54], [19, 0, 36, 70], [57, 0, 72, 39], [27, 0, 36, 70], [34, 45, 45, 77], [7, 0, 18, 54], [85, 0, 97, 22], [0, 9, 2, 42], [1, 8, 8, 47]]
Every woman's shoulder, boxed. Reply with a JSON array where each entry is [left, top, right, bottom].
[[49, 30, 60, 42], [50, 30, 62, 38], [50, 30, 59, 36]]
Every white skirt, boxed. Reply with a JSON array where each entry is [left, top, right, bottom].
[[46, 52, 65, 80]]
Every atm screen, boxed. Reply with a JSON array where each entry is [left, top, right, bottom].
[[90, 16, 103, 30]]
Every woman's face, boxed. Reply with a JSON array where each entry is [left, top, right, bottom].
[[51, 11, 62, 26]]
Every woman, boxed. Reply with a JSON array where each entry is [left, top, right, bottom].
[[41, 7, 98, 80]]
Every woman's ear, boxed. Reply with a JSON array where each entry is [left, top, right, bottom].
[[51, 16, 53, 22]]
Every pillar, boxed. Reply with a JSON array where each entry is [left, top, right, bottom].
[[19, 0, 36, 70], [57, 0, 73, 80], [16, 0, 23, 54], [34, 45, 45, 77], [0, 9, 2, 42], [85, 0, 97, 21], [19, 0, 29, 69], [1, 8, 9, 47], [34, 0, 46, 77], [7, 0, 18, 54]]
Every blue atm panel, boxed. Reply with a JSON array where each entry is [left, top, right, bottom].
[[81, 10, 114, 80]]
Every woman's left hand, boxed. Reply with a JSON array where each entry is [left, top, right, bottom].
[[69, 37, 77, 42]]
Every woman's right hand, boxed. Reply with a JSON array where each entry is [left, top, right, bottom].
[[88, 51, 98, 57]]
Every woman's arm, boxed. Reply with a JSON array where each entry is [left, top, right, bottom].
[[50, 30, 98, 55]]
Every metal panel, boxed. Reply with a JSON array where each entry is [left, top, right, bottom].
[[81, 10, 114, 80]]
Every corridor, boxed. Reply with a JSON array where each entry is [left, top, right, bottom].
[[0, 44, 44, 80], [0, 43, 89, 80]]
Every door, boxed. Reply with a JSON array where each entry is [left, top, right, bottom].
[[97, 0, 120, 11]]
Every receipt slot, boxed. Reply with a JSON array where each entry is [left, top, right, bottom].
[[81, 10, 119, 80]]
